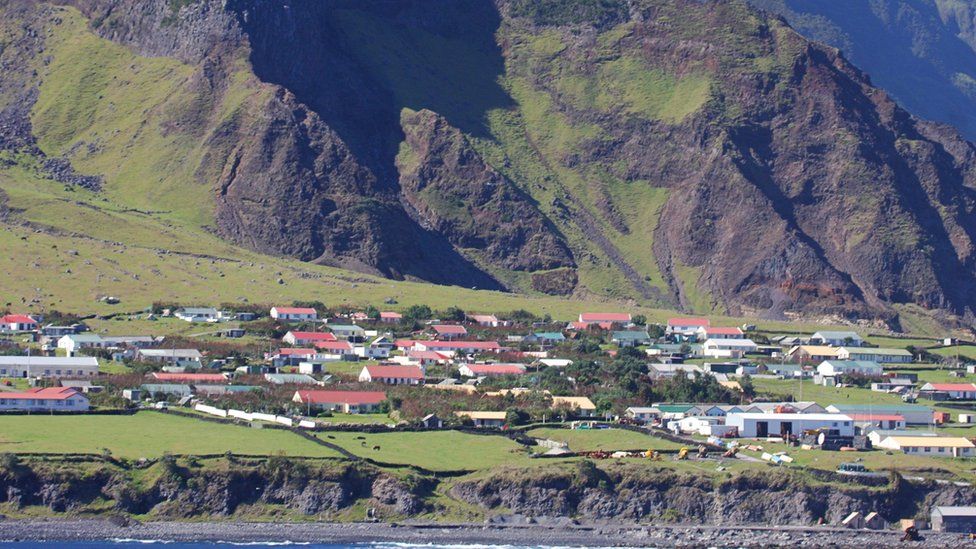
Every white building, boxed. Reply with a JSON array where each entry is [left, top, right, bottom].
[[837, 347, 913, 363], [625, 407, 660, 423], [358, 365, 423, 385], [811, 331, 864, 347], [270, 307, 318, 322], [725, 412, 854, 438], [174, 307, 226, 323], [666, 317, 709, 337], [0, 356, 99, 378], [135, 349, 204, 368], [875, 435, 976, 458], [702, 338, 757, 358]]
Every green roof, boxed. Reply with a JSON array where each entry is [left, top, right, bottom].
[[829, 404, 931, 412], [613, 331, 651, 340], [655, 404, 696, 413], [842, 347, 912, 356]]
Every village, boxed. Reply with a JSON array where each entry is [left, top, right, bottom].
[[2, 305, 976, 534]]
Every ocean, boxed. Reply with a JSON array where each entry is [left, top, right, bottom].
[[0, 543, 604, 549]]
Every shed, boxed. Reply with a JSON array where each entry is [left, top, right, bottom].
[[932, 506, 976, 533]]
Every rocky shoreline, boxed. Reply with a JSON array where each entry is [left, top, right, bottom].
[[0, 518, 968, 547]]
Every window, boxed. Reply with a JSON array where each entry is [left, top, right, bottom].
[[924, 447, 931, 452]]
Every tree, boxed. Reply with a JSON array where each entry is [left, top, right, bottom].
[[739, 373, 755, 398], [442, 306, 465, 322], [403, 304, 432, 321], [632, 314, 647, 327], [364, 305, 380, 320]]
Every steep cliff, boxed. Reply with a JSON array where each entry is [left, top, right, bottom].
[[2, 0, 976, 324]]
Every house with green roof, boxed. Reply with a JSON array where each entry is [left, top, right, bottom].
[[612, 330, 652, 348], [837, 346, 913, 363]]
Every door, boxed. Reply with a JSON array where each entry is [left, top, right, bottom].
[[756, 421, 768, 437], [780, 422, 793, 436]]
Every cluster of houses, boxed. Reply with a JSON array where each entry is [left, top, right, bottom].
[[625, 401, 976, 457]]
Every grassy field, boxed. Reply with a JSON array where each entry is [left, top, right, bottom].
[[316, 430, 541, 471], [0, 412, 340, 459], [751, 377, 906, 406], [525, 427, 684, 452]]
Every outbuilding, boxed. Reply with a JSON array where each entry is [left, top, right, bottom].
[[932, 506, 976, 533], [725, 412, 854, 438]]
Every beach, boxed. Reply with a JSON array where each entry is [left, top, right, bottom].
[[0, 518, 968, 547]]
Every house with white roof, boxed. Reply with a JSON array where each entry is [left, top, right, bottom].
[[725, 412, 854, 438], [837, 347, 913, 363], [666, 317, 709, 338], [815, 360, 882, 386], [0, 356, 99, 378], [702, 338, 757, 358], [811, 331, 864, 347]]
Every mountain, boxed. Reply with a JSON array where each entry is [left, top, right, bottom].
[[2, 0, 976, 329], [748, 0, 976, 141]]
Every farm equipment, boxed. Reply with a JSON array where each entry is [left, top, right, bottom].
[[722, 446, 739, 458], [644, 450, 662, 461], [675, 447, 689, 460], [697, 445, 709, 459]]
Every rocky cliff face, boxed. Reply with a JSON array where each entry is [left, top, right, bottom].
[[4, 0, 976, 323]]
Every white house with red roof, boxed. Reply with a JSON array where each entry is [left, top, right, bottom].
[[414, 340, 502, 354], [847, 412, 906, 431], [578, 313, 631, 326], [0, 387, 89, 411], [667, 317, 710, 337], [431, 324, 467, 340], [698, 326, 744, 340], [270, 307, 318, 322], [0, 314, 38, 332], [458, 363, 527, 377], [390, 350, 452, 367], [358, 364, 424, 385], [379, 311, 402, 324], [283, 331, 337, 346], [292, 390, 386, 413], [920, 382, 976, 400]]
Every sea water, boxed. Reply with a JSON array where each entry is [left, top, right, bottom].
[[0, 542, 614, 549]]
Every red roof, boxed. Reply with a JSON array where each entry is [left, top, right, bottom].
[[1, 387, 81, 401], [408, 350, 451, 360], [2, 314, 37, 325], [433, 324, 467, 334], [926, 383, 976, 391], [579, 313, 631, 322], [363, 365, 424, 380], [470, 314, 498, 322], [419, 340, 501, 350], [380, 312, 402, 319], [276, 348, 317, 356], [395, 339, 417, 349], [848, 413, 905, 421], [286, 331, 337, 342], [152, 372, 226, 382], [668, 317, 710, 327], [462, 363, 527, 375], [273, 307, 317, 315], [295, 390, 386, 405], [705, 327, 743, 335], [314, 341, 354, 351]]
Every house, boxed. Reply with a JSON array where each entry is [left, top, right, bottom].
[[675, 416, 724, 435], [140, 383, 193, 398], [702, 338, 757, 358], [751, 401, 827, 414], [391, 350, 452, 367], [0, 356, 99, 378], [538, 358, 573, 368], [523, 332, 566, 346], [848, 413, 905, 431], [551, 396, 597, 417], [59, 380, 103, 394], [313, 340, 355, 357], [413, 340, 502, 354], [612, 330, 651, 348], [666, 317, 709, 337], [876, 436, 976, 458], [648, 363, 703, 379], [810, 331, 864, 347], [264, 373, 319, 385], [579, 313, 631, 326], [0, 314, 38, 332], [837, 347, 913, 363], [173, 307, 224, 323], [151, 372, 227, 383], [725, 413, 854, 438], [432, 324, 467, 340], [421, 413, 444, 428], [57, 334, 106, 356], [358, 365, 424, 385], [40, 324, 85, 338], [919, 382, 976, 400], [270, 307, 318, 322], [699, 326, 744, 340], [283, 331, 337, 346], [379, 311, 402, 324], [219, 328, 245, 338], [0, 387, 89, 412], [786, 345, 842, 363], [454, 411, 507, 428], [653, 404, 700, 419], [327, 324, 365, 341], [871, 378, 914, 392], [469, 314, 505, 327], [815, 360, 882, 386], [292, 390, 386, 413], [104, 336, 157, 349], [625, 407, 660, 423], [195, 384, 261, 396], [866, 429, 938, 446], [458, 363, 527, 377], [826, 404, 934, 425], [932, 506, 976, 533], [136, 349, 204, 368], [354, 336, 393, 359]]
